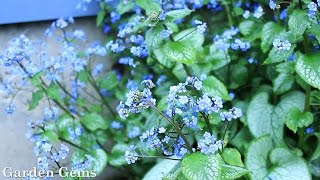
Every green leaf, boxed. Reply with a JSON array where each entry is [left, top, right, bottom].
[[273, 73, 295, 95], [288, 10, 310, 37], [181, 152, 221, 180], [41, 130, 58, 141], [143, 159, 180, 180], [136, 0, 161, 15], [202, 76, 230, 100], [96, 11, 106, 27], [239, 20, 255, 36], [162, 41, 197, 64], [163, 163, 187, 180], [247, 91, 305, 144], [29, 90, 44, 110], [229, 63, 248, 89], [78, 70, 88, 83], [165, 9, 194, 22], [108, 144, 128, 167], [116, 0, 135, 15], [296, 53, 320, 89], [145, 25, 164, 51], [246, 136, 273, 180], [153, 49, 173, 68], [268, 148, 311, 179], [261, 22, 285, 53], [93, 149, 108, 173], [47, 83, 62, 101], [308, 24, 320, 44], [80, 113, 108, 131], [264, 44, 296, 64], [221, 165, 249, 180], [174, 28, 204, 48], [100, 71, 119, 90], [222, 148, 244, 167], [230, 127, 253, 154], [285, 108, 313, 133], [246, 136, 311, 180], [173, 64, 188, 81], [71, 148, 108, 175], [206, 45, 231, 70]]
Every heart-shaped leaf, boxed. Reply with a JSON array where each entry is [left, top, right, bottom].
[[181, 152, 222, 180], [246, 136, 311, 180], [247, 91, 304, 144], [296, 53, 320, 89], [285, 108, 314, 133]]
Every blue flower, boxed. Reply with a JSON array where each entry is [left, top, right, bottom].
[[125, 145, 139, 164], [119, 57, 136, 67], [161, 29, 173, 39], [37, 157, 49, 170], [111, 121, 123, 129], [305, 127, 314, 134], [253, 6, 263, 18], [220, 107, 242, 121], [280, 9, 287, 20], [198, 132, 222, 155], [117, 83, 156, 119], [308, 2, 318, 18], [128, 126, 141, 138], [5, 104, 15, 114], [243, 10, 250, 19], [194, 20, 207, 33], [110, 11, 121, 23], [273, 38, 291, 50], [71, 155, 94, 171], [269, 0, 276, 10]]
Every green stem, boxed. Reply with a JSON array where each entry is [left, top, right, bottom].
[[86, 67, 116, 116], [201, 112, 212, 135], [151, 106, 193, 153], [136, 155, 181, 161], [183, 64, 192, 77], [224, 4, 234, 27], [298, 33, 312, 149]]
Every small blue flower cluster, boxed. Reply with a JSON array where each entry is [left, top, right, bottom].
[[117, 80, 156, 119], [161, 29, 173, 39], [213, 27, 250, 52], [242, 5, 264, 19], [197, 132, 222, 155], [121, 77, 242, 164], [71, 155, 94, 171], [194, 20, 207, 34], [273, 38, 291, 50], [220, 107, 242, 121], [34, 139, 69, 170], [307, 1, 320, 18], [124, 145, 139, 164], [269, 0, 277, 10]]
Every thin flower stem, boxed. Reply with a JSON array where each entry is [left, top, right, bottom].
[[201, 112, 212, 135], [135, 155, 181, 161], [58, 137, 89, 153], [151, 105, 193, 153], [222, 121, 230, 150], [85, 66, 116, 116]]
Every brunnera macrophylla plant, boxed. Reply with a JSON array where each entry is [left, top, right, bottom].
[[0, 0, 320, 179], [88, 0, 320, 179], [119, 77, 246, 179]]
